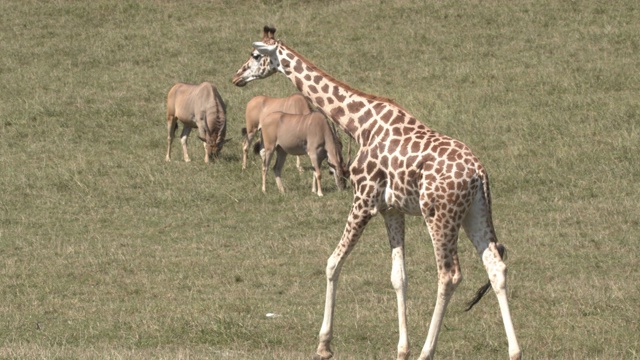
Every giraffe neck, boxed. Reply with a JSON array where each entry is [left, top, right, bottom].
[[276, 43, 423, 147]]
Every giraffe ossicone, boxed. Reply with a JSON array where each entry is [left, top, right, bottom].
[[232, 26, 522, 360]]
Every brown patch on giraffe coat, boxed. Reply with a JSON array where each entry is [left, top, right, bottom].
[[424, 162, 434, 172], [445, 163, 454, 174], [315, 97, 325, 107], [379, 154, 390, 169], [370, 123, 384, 139], [371, 168, 386, 184], [358, 109, 372, 125], [388, 138, 401, 152], [345, 119, 356, 133], [399, 143, 409, 157], [372, 102, 386, 115], [391, 114, 405, 126], [406, 155, 419, 166], [391, 156, 400, 169], [411, 140, 421, 154], [445, 179, 456, 191], [331, 106, 345, 120], [294, 77, 304, 91], [359, 129, 371, 144], [308, 85, 319, 94], [333, 86, 347, 102], [347, 100, 366, 114], [437, 146, 449, 159], [304, 74, 312, 81], [293, 60, 304, 74], [380, 109, 394, 122], [313, 75, 323, 84], [365, 160, 377, 176], [321, 83, 330, 93]]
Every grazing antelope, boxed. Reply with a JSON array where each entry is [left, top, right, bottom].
[[165, 82, 227, 163], [256, 111, 348, 197], [242, 93, 313, 171]]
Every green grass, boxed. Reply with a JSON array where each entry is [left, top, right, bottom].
[[1, 0, 639, 359]]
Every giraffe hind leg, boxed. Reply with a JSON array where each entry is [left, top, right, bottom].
[[462, 191, 521, 360], [383, 210, 410, 360], [418, 212, 463, 360]]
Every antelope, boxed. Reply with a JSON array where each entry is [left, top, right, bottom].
[[165, 82, 227, 163], [255, 111, 348, 197], [242, 93, 313, 171]]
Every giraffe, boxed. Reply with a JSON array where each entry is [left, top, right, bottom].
[[231, 26, 521, 360]]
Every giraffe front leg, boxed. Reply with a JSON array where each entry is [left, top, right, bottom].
[[315, 201, 374, 360], [383, 210, 410, 360]]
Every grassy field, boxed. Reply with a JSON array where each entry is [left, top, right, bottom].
[[1, 0, 638, 359]]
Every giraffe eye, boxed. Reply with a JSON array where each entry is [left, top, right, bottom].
[[252, 53, 261, 60]]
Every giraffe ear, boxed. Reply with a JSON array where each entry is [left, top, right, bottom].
[[253, 41, 277, 54]]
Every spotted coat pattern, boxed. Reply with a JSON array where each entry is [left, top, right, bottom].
[[231, 27, 521, 360]]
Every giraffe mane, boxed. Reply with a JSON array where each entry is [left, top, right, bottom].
[[279, 41, 412, 114]]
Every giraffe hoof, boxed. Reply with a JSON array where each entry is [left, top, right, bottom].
[[312, 352, 332, 360]]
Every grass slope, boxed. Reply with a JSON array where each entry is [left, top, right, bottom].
[[1, 1, 638, 359]]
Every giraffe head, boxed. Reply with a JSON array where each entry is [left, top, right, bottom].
[[232, 26, 280, 87]]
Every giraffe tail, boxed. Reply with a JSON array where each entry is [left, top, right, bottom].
[[465, 170, 504, 311], [465, 243, 506, 311]]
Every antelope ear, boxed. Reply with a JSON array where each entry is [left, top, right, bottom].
[[253, 41, 277, 54]]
